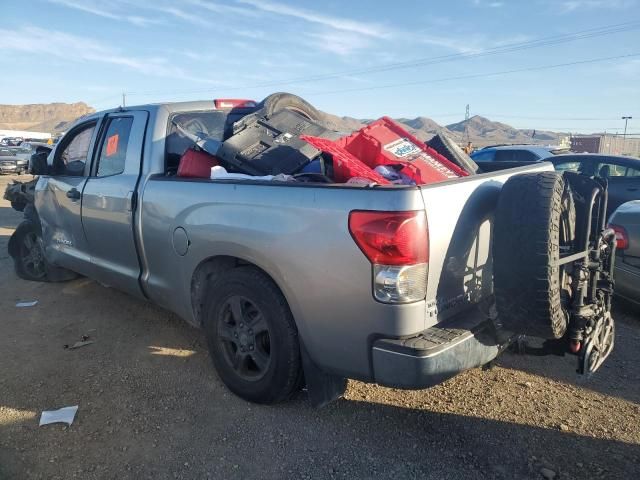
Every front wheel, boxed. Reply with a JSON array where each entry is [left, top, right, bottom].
[[10, 221, 47, 281], [202, 267, 303, 404]]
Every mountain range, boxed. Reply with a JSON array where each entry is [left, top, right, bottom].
[[0, 102, 565, 146]]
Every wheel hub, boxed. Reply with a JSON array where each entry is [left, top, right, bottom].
[[217, 295, 271, 381]]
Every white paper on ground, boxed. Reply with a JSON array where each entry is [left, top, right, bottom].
[[39, 406, 78, 426], [16, 300, 38, 307]]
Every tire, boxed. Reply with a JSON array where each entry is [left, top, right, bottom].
[[229, 93, 322, 136], [427, 133, 480, 174], [9, 221, 48, 281], [202, 267, 303, 404], [258, 92, 321, 121], [493, 172, 576, 339]]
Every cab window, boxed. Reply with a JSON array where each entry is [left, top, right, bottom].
[[54, 123, 96, 176], [95, 117, 133, 177]]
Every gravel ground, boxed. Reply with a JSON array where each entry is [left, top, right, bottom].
[[0, 174, 639, 480]]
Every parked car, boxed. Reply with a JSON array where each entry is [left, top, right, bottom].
[[471, 144, 556, 163], [6, 95, 616, 406], [552, 154, 640, 217], [609, 200, 640, 305], [0, 148, 29, 175]]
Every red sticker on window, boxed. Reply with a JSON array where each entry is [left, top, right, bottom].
[[106, 134, 119, 157]]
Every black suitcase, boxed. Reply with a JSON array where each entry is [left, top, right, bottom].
[[217, 109, 334, 176]]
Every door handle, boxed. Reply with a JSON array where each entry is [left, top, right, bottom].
[[66, 188, 81, 200], [626, 187, 638, 192]]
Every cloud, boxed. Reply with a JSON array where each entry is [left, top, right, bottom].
[[236, 0, 389, 38], [472, 0, 505, 7], [306, 30, 376, 55], [0, 26, 213, 83], [47, 0, 161, 26], [558, 0, 636, 11]]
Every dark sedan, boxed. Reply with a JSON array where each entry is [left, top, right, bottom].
[[552, 154, 640, 216]]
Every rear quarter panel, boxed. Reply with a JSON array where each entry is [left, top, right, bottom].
[[139, 179, 428, 380]]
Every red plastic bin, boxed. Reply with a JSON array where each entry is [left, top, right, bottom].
[[304, 116, 467, 185]]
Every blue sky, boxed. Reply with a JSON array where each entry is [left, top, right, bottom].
[[0, 0, 638, 133]]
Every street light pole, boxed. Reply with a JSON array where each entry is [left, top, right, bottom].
[[622, 117, 633, 140]]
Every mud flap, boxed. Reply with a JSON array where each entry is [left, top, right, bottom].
[[300, 340, 347, 408]]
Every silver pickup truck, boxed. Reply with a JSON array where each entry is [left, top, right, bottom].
[[8, 99, 617, 406]]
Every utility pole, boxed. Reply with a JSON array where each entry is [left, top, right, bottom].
[[622, 116, 632, 153], [464, 104, 470, 144], [122, 92, 126, 108]]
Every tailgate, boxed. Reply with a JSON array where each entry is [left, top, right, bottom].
[[419, 163, 553, 326]]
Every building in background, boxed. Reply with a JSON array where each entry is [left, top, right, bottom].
[[571, 134, 640, 157]]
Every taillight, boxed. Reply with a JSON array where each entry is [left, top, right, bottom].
[[213, 99, 257, 109], [349, 210, 428, 303], [609, 224, 629, 250]]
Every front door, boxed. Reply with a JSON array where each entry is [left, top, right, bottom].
[[35, 119, 101, 276], [80, 111, 148, 296]]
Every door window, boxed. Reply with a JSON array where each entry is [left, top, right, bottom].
[[95, 117, 133, 177], [54, 123, 96, 176], [596, 162, 640, 178]]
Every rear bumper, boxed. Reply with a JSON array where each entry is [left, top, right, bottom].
[[372, 308, 501, 389]]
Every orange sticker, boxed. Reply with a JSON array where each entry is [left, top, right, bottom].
[[106, 134, 119, 156]]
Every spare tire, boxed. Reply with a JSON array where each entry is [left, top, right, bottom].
[[258, 92, 321, 121], [493, 172, 576, 339], [231, 93, 322, 136], [427, 133, 480, 175]]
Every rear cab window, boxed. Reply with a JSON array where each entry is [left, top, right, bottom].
[[165, 111, 229, 174]]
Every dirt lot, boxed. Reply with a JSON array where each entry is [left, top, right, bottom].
[[0, 174, 639, 480]]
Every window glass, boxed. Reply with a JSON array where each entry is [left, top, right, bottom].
[[626, 166, 640, 177], [166, 111, 229, 173], [494, 150, 538, 162], [471, 150, 495, 161], [554, 161, 581, 172], [597, 162, 629, 178], [96, 117, 133, 177], [56, 124, 96, 176]]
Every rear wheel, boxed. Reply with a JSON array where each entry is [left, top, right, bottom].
[[493, 172, 576, 339], [202, 267, 303, 404]]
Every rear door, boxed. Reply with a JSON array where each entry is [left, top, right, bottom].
[[36, 119, 101, 275], [81, 111, 148, 297]]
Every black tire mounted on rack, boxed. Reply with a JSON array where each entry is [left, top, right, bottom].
[[493, 172, 576, 339], [427, 132, 480, 175]]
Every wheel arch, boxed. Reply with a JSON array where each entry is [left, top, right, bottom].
[[189, 255, 297, 329]]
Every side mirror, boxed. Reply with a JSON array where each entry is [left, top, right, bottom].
[[29, 151, 50, 175]]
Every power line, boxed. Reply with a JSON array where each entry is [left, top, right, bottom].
[[125, 20, 640, 98], [304, 52, 640, 96]]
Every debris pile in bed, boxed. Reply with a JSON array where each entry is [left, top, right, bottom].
[[173, 93, 478, 185]]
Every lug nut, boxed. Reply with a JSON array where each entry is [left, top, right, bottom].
[[249, 345, 254, 351], [248, 329, 253, 335]]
